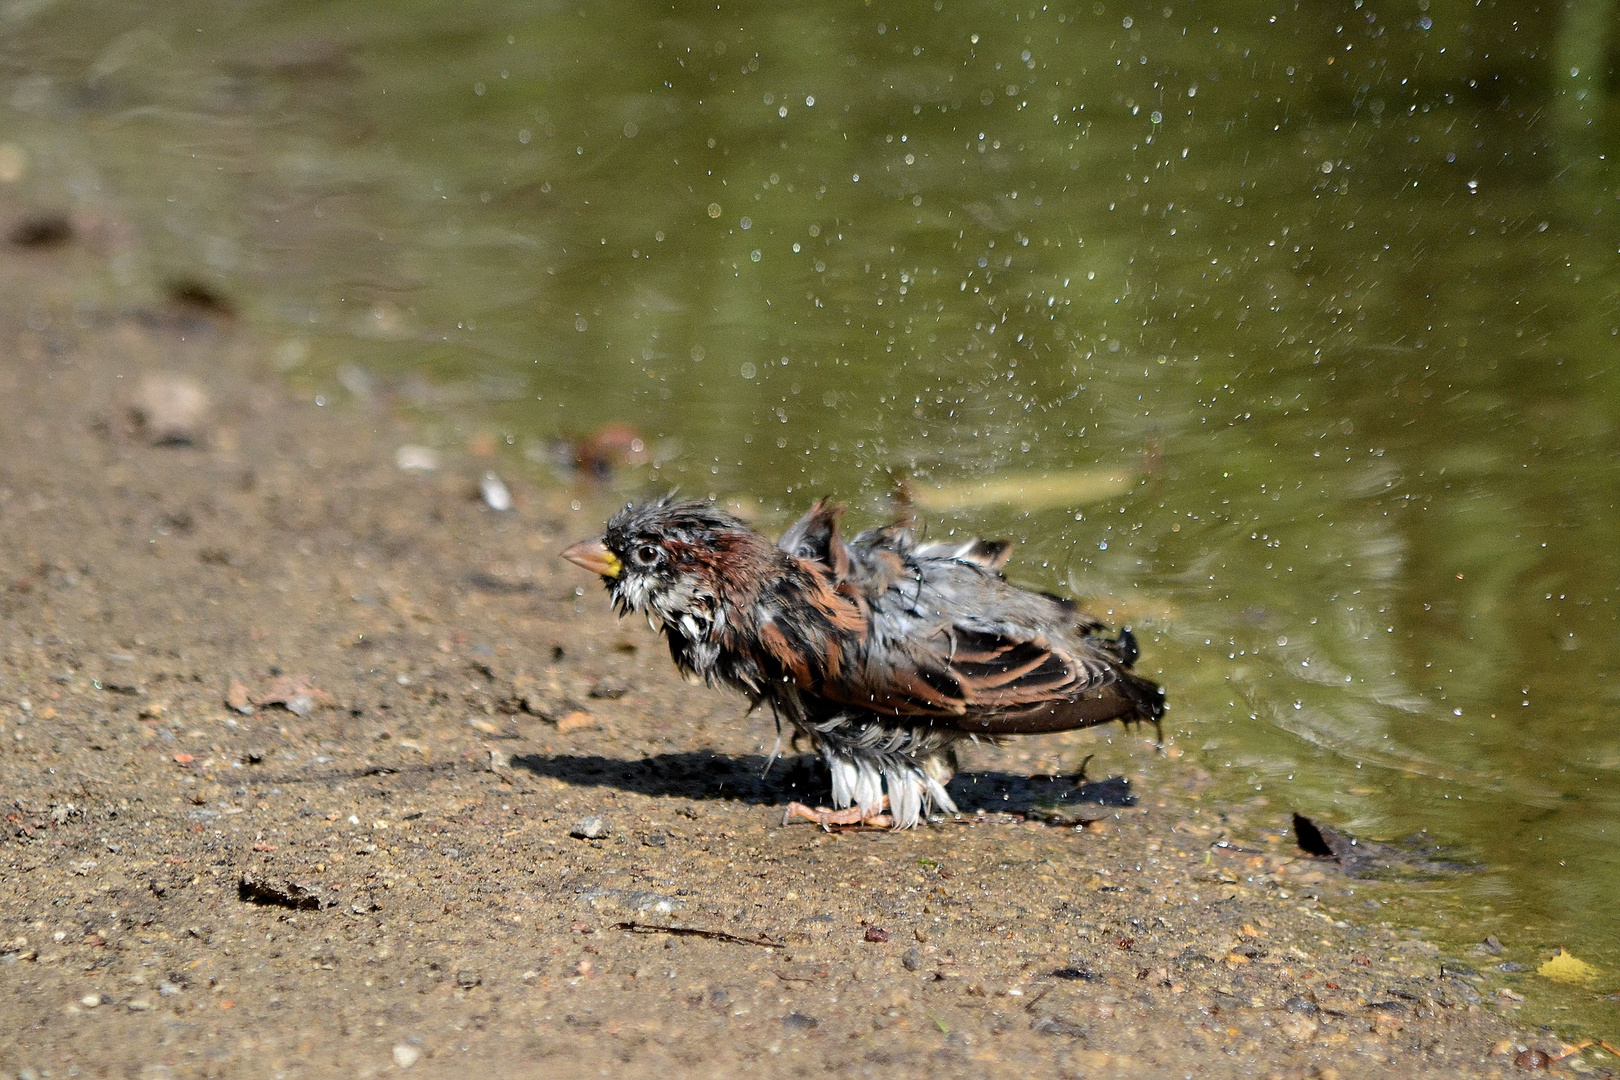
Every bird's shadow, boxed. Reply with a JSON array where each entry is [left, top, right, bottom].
[[511, 750, 1134, 817]]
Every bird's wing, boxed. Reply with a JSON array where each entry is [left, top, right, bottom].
[[826, 622, 1136, 725], [811, 547, 1163, 732], [776, 498, 851, 580]]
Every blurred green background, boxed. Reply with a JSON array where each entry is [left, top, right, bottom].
[[3, 0, 1617, 1029]]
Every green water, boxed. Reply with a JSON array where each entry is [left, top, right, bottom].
[[4, 0, 1618, 1029]]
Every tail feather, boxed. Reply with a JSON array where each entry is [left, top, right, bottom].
[[943, 667, 1164, 735]]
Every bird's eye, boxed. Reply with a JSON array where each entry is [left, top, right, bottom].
[[632, 544, 660, 567]]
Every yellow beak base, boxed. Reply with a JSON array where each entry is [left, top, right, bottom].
[[560, 539, 622, 579]]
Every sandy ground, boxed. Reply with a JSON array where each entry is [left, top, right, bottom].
[[0, 207, 1597, 1079]]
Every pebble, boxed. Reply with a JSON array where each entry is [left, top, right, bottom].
[[392, 1045, 421, 1069], [555, 710, 596, 734], [225, 680, 254, 715], [589, 677, 630, 699], [571, 816, 609, 840], [132, 374, 209, 445], [579, 888, 680, 915], [480, 473, 513, 512]]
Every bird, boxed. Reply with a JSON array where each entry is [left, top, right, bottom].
[[560, 495, 1165, 829]]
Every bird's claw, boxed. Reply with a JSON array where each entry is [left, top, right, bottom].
[[782, 799, 893, 831]]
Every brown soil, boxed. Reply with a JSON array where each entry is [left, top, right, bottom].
[[0, 204, 1582, 1079]]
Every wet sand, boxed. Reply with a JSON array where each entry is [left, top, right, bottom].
[[0, 211, 1585, 1078]]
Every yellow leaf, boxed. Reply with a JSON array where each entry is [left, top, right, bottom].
[[1537, 949, 1599, 985]]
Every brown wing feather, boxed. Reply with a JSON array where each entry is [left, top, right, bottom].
[[813, 622, 1161, 733], [768, 505, 1164, 733]]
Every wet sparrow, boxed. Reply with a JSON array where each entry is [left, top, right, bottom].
[[562, 496, 1164, 828]]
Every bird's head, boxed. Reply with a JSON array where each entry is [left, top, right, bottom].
[[560, 496, 760, 635]]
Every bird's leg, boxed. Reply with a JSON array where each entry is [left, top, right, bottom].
[[782, 797, 893, 830]]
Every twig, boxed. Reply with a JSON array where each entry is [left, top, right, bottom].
[[614, 921, 782, 949]]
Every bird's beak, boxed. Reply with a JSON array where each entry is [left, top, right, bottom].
[[560, 538, 622, 579]]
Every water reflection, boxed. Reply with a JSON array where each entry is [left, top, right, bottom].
[[4, 0, 1617, 1007]]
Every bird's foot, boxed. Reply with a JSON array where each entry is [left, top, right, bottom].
[[782, 798, 892, 831]]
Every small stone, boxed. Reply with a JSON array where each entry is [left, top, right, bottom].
[[480, 473, 513, 512], [80, 994, 101, 1008], [225, 680, 254, 715], [1283, 996, 1319, 1015], [257, 675, 333, 714], [392, 1045, 421, 1069], [580, 888, 681, 915], [127, 999, 151, 1011], [901, 948, 921, 971], [589, 678, 630, 700], [571, 816, 609, 840], [556, 710, 596, 733], [9, 212, 72, 248], [782, 1012, 819, 1031], [863, 926, 890, 943], [1279, 1013, 1318, 1043], [455, 971, 481, 989], [132, 374, 209, 446], [1515, 1049, 1552, 1070], [642, 833, 667, 847]]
